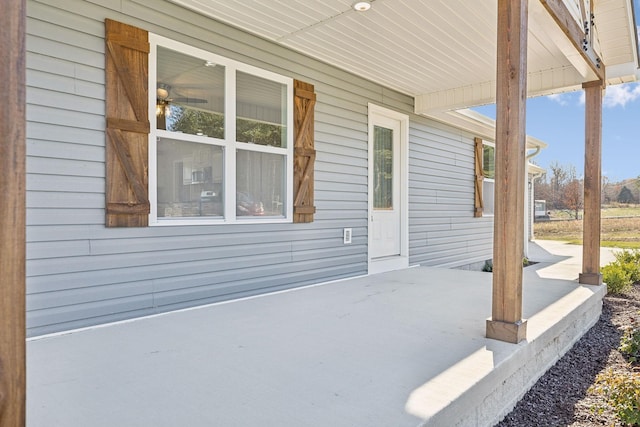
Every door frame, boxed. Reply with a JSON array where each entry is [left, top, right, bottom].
[[367, 103, 409, 274]]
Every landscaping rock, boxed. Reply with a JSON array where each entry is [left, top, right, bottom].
[[495, 285, 640, 427]]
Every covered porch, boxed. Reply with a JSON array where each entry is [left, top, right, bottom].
[[27, 240, 612, 427], [2, 0, 638, 425]]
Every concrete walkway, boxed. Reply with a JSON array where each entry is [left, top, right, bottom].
[[27, 241, 615, 427]]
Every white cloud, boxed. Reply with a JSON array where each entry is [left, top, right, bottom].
[[548, 83, 640, 108], [603, 83, 640, 108], [546, 93, 570, 106]]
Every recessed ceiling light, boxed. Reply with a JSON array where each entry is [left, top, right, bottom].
[[352, 1, 371, 12]]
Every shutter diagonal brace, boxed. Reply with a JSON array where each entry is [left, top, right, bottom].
[[294, 95, 315, 145], [105, 19, 150, 227], [294, 94, 315, 207], [106, 40, 149, 124], [294, 84, 316, 217], [107, 128, 150, 209], [474, 137, 484, 217], [294, 148, 316, 207]]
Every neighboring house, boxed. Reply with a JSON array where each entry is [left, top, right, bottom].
[[25, 0, 638, 336]]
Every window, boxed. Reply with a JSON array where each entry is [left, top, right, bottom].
[[149, 36, 293, 225], [482, 142, 495, 216]]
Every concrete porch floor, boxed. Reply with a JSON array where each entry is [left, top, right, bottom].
[[27, 241, 615, 427]]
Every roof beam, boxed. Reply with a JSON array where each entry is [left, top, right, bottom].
[[539, 0, 605, 81]]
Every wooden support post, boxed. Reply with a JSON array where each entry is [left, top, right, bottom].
[[486, 0, 528, 344], [579, 80, 604, 285], [0, 0, 26, 425]]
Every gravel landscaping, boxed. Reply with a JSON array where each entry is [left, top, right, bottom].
[[495, 285, 640, 427]]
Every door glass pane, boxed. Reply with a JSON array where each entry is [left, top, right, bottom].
[[374, 125, 393, 210], [236, 150, 285, 217], [157, 137, 224, 218]]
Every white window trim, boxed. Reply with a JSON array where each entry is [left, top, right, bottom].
[[148, 34, 294, 226]]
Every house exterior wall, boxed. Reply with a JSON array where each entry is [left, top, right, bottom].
[[25, 0, 493, 337]]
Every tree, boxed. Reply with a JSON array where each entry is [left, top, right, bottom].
[[548, 161, 568, 210], [564, 179, 583, 219], [602, 175, 610, 204], [168, 106, 224, 138], [618, 186, 635, 204], [563, 165, 582, 219], [533, 162, 586, 218], [167, 106, 283, 146], [534, 172, 552, 203]]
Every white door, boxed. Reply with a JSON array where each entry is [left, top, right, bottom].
[[368, 105, 408, 273]]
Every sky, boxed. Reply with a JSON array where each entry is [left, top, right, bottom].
[[474, 1, 640, 183]]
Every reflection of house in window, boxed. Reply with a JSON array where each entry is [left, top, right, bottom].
[[236, 150, 284, 216], [157, 139, 224, 218]]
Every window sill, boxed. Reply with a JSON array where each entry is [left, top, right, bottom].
[[150, 216, 291, 226]]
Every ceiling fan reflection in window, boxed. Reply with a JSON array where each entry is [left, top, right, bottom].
[[156, 83, 208, 129]]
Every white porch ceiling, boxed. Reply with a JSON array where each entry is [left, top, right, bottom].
[[170, 0, 638, 112]]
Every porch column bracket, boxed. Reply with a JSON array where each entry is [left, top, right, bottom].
[[539, 0, 605, 81], [579, 79, 604, 286], [486, 0, 528, 344]]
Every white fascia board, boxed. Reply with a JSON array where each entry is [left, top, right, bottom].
[[424, 110, 495, 141], [415, 81, 495, 115], [525, 135, 548, 150], [528, 163, 546, 175], [605, 62, 639, 83], [426, 109, 548, 150], [415, 67, 584, 114]]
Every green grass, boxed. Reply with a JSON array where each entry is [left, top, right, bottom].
[[549, 238, 640, 249], [602, 203, 640, 217], [547, 204, 640, 220], [601, 241, 640, 249], [540, 240, 640, 249]]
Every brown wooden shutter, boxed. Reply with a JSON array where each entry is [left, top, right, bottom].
[[474, 137, 484, 217], [105, 19, 150, 227], [293, 80, 316, 223]]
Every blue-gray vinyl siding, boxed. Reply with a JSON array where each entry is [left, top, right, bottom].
[[25, 0, 492, 336]]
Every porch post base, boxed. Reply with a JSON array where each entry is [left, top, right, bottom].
[[579, 272, 603, 286], [486, 319, 527, 343]]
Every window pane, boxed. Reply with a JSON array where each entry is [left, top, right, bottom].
[[157, 47, 225, 138], [157, 138, 224, 218], [374, 125, 393, 209], [236, 72, 287, 148], [236, 150, 285, 216], [483, 181, 495, 215], [483, 144, 495, 179]]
